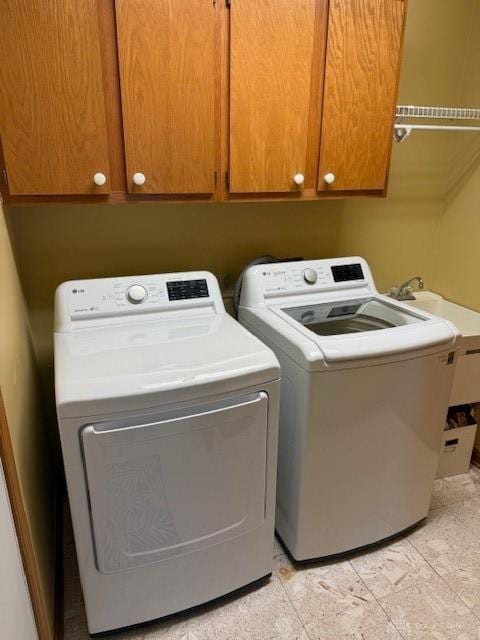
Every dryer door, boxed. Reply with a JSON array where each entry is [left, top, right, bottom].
[[81, 392, 268, 573]]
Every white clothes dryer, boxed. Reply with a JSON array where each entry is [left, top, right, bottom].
[[54, 271, 280, 634], [239, 257, 459, 561]]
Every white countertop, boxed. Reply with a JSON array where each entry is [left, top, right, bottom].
[[405, 292, 480, 338]]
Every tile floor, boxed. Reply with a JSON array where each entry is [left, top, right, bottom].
[[64, 466, 480, 639]]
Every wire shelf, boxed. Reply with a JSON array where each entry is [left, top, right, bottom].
[[396, 105, 480, 120]]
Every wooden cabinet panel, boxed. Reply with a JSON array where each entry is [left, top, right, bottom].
[[116, 0, 216, 195], [230, 0, 317, 193], [318, 0, 406, 192], [0, 1, 111, 196], [0, 0, 407, 204]]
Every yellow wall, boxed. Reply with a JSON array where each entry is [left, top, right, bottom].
[[8, 0, 480, 366], [337, 0, 477, 293], [6, 200, 342, 375], [432, 1, 480, 312], [1, 2, 479, 632], [5, 2, 480, 463], [0, 202, 55, 637], [434, 160, 480, 311]]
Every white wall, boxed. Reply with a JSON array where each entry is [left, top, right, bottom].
[[0, 460, 37, 640]]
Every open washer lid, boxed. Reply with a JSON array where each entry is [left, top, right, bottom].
[[272, 294, 454, 365], [281, 296, 424, 336], [239, 257, 460, 370], [54, 272, 279, 418]]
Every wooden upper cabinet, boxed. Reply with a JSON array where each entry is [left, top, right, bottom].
[[115, 0, 217, 195], [318, 0, 406, 192], [0, 0, 407, 203], [0, 0, 111, 196], [229, 0, 318, 193]]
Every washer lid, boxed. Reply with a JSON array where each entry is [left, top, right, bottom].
[[265, 295, 459, 368], [281, 297, 424, 336], [54, 313, 279, 418], [239, 257, 460, 369]]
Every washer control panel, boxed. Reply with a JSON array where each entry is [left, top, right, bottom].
[[331, 263, 364, 282], [255, 259, 370, 299], [55, 271, 222, 331]]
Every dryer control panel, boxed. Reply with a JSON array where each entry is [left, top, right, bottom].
[[55, 271, 224, 331]]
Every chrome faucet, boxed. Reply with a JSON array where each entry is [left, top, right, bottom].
[[388, 276, 424, 301]]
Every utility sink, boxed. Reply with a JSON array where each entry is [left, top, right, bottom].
[[406, 292, 480, 339], [405, 292, 480, 405]]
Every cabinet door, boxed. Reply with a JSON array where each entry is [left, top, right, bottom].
[[0, 1, 110, 195], [318, 0, 406, 192], [230, 0, 317, 193], [116, 0, 216, 195]]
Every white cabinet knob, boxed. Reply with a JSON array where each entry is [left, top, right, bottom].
[[93, 172, 107, 186], [293, 173, 305, 186], [133, 172, 146, 186], [323, 172, 336, 185]]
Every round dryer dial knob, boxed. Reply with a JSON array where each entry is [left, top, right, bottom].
[[126, 284, 147, 304], [302, 268, 318, 285]]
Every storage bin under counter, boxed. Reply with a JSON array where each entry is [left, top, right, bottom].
[[437, 423, 478, 478]]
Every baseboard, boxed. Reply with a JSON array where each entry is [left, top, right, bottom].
[[54, 486, 65, 640]]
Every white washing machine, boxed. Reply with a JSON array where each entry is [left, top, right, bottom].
[[54, 271, 280, 634], [238, 257, 459, 561]]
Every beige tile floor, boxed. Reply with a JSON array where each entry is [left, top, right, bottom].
[[64, 466, 480, 639]]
